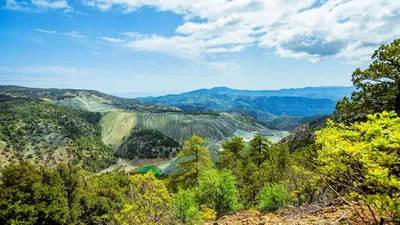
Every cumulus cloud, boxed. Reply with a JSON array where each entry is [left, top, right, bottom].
[[36, 29, 87, 38], [84, 0, 400, 63]]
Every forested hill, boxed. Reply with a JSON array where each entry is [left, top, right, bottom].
[[0, 94, 116, 171], [139, 86, 354, 101], [138, 89, 348, 120], [0, 85, 180, 113], [169, 86, 354, 99]]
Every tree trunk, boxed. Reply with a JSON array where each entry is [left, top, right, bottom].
[[379, 217, 385, 225]]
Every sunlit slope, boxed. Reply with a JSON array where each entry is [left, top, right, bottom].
[[54, 92, 118, 112], [100, 112, 289, 148], [101, 112, 137, 147]]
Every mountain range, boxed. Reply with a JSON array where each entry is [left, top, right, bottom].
[[138, 86, 354, 121]]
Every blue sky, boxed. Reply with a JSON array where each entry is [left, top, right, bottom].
[[1, 0, 399, 95]]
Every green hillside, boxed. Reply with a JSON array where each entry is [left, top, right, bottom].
[[0, 94, 115, 171], [0, 85, 179, 113]]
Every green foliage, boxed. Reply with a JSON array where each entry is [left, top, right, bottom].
[[170, 189, 203, 225], [336, 39, 400, 122], [258, 184, 289, 211], [196, 168, 241, 214], [246, 135, 273, 167], [81, 171, 128, 225], [0, 95, 115, 171], [218, 137, 245, 181], [286, 146, 323, 205], [315, 111, 400, 223], [265, 115, 324, 131], [0, 161, 129, 225], [241, 136, 290, 205], [221, 136, 245, 157], [115, 171, 171, 225], [175, 136, 213, 188], [183, 112, 221, 116], [116, 129, 180, 159], [218, 135, 292, 207], [0, 161, 75, 225], [199, 205, 217, 221]]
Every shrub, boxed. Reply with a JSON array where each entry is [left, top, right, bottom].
[[258, 183, 289, 211], [315, 111, 400, 223], [170, 189, 203, 225], [196, 168, 241, 214], [200, 205, 217, 221], [115, 171, 171, 225]]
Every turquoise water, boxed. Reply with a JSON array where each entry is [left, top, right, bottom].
[[138, 165, 161, 175]]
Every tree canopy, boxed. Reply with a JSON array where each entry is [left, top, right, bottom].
[[174, 135, 212, 188], [336, 39, 400, 121]]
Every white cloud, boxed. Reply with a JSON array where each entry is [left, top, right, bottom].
[[5, 0, 71, 11], [35, 29, 58, 34], [85, 0, 400, 63], [36, 29, 87, 38], [31, 0, 69, 9], [125, 34, 206, 61], [64, 31, 87, 38], [121, 32, 150, 40], [102, 37, 126, 43]]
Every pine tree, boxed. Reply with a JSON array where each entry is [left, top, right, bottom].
[[175, 136, 212, 188], [336, 39, 400, 121]]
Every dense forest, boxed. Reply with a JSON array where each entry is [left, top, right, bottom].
[[0, 39, 399, 224]]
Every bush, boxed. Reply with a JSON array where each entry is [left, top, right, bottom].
[[115, 171, 171, 225], [315, 111, 400, 223], [196, 168, 241, 214], [170, 189, 203, 225], [258, 184, 289, 211]]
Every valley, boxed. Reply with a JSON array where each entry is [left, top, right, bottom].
[[0, 85, 290, 173], [2, 5, 398, 224]]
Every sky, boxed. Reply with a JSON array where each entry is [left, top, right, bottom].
[[0, 0, 399, 95]]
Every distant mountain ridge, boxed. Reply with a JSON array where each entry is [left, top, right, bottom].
[[143, 86, 355, 100], [0, 85, 180, 113], [138, 86, 354, 119]]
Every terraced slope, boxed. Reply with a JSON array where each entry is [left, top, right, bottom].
[[100, 112, 289, 150], [135, 112, 262, 144], [101, 112, 137, 147]]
